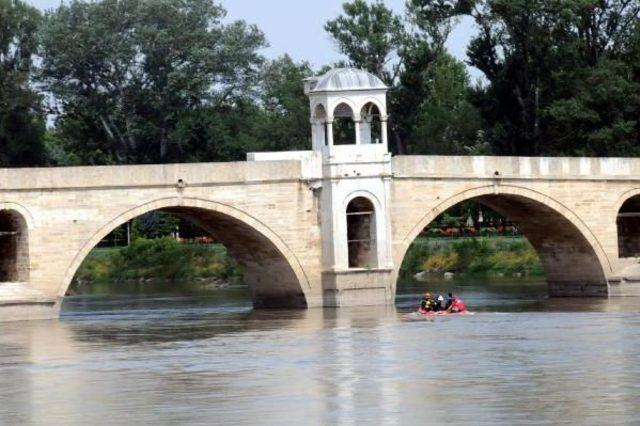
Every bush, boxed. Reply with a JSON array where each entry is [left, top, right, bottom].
[[110, 238, 193, 282], [72, 239, 242, 286], [422, 252, 459, 272], [402, 236, 545, 278]]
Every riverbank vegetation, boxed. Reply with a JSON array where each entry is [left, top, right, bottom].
[[76, 235, 545, 292], [401, 237, 545, 279], [71, 238, 241, 293]]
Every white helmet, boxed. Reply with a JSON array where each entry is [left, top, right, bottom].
[[438, 295, 444, 301]]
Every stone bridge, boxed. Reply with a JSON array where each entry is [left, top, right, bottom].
[[1, 154, 640, 321], [3, 67, 640, 321]]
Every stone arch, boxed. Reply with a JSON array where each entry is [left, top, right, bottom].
[[331, 102, 356, 145], [614, 188, 640, 214], [0, 202, 35, 230], [0, 208, 30, 283], [343, 189, 383, 213], [312, 103, 327, 121], [395, 184, 610, 297], [333, 102, 354, 118], [61, 197, 311, 308], [359, 102, 383, 145], [311, 103, 329, 149], [358, 97, 386, 117], [328, 97, 358, 120]]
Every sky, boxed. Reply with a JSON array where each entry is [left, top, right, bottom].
[[26, 0, 480, 78]]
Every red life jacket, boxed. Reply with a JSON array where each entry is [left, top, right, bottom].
[[452, 299, 467, 312]]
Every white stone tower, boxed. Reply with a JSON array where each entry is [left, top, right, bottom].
[[304, 68, 394, 306]]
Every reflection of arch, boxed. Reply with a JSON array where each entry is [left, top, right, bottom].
[[616, 193, 640, 258], [395, 185, 610, 297], [0, 209, 30, 282], [346, 197, 377, 268], [61, 197, 310, 308]]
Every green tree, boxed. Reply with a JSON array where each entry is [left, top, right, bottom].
[[167, 100, 264, 162], [324, 0, 404, 82], [131, 212, 180, 240], [409, 54, 483, 154], [172, 55, 314, 159], [256, 55, 312, 152], [464, 0, 640, 156], [0, 0, 46, 167], [39, 0, 266, 164]]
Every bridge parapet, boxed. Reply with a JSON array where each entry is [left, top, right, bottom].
[[0, 160, 304, 191], [393, 156, 640, 181]]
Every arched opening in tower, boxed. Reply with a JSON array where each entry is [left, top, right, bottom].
[[347, 197, 377, 268], [313, 104, 328, 146], [0, 210, 29, 283], [360, 102, 382, 145], [332, 103, 356, 145]]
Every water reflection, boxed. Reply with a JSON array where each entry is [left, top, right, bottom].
[[1, 279, 640, 425]]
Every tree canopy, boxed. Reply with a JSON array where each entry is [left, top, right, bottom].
[[39, 0, 267, 164], [0, 0, 639, 166], [0, 0, 46, 166]]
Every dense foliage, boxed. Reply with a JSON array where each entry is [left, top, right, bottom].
[[73, 238, 241, 286], [1, 0, 639, 166], [0, 0, 46, 166], [401, 237, 544, 278]]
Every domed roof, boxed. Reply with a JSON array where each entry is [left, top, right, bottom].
[[309, 68, 387, 92]]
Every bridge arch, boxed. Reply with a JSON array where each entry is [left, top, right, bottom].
[[395, 185, 611, 297], [61, 197, 311, 308]]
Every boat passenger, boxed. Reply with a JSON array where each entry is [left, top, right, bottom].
[[420, 292, 435, 312], [445, 293, 454, 310], [449, 296, 467, 313], [435, 295, 445, 311]]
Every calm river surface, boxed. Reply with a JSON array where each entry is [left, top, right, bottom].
[[2, 278, 640, 425]]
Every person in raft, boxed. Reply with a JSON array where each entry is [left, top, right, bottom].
[[447, 295, 468, 313], [419, 291, 467, 314], [419, 292, 435, 313]]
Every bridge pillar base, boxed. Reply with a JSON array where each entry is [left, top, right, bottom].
[[321, 269, 394, 307], [608, 279, 640, 297], [0, 301, 61, 322], [548, 281, 609, 297]]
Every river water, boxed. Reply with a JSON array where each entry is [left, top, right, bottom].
[[2, 278, 640, 425]]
